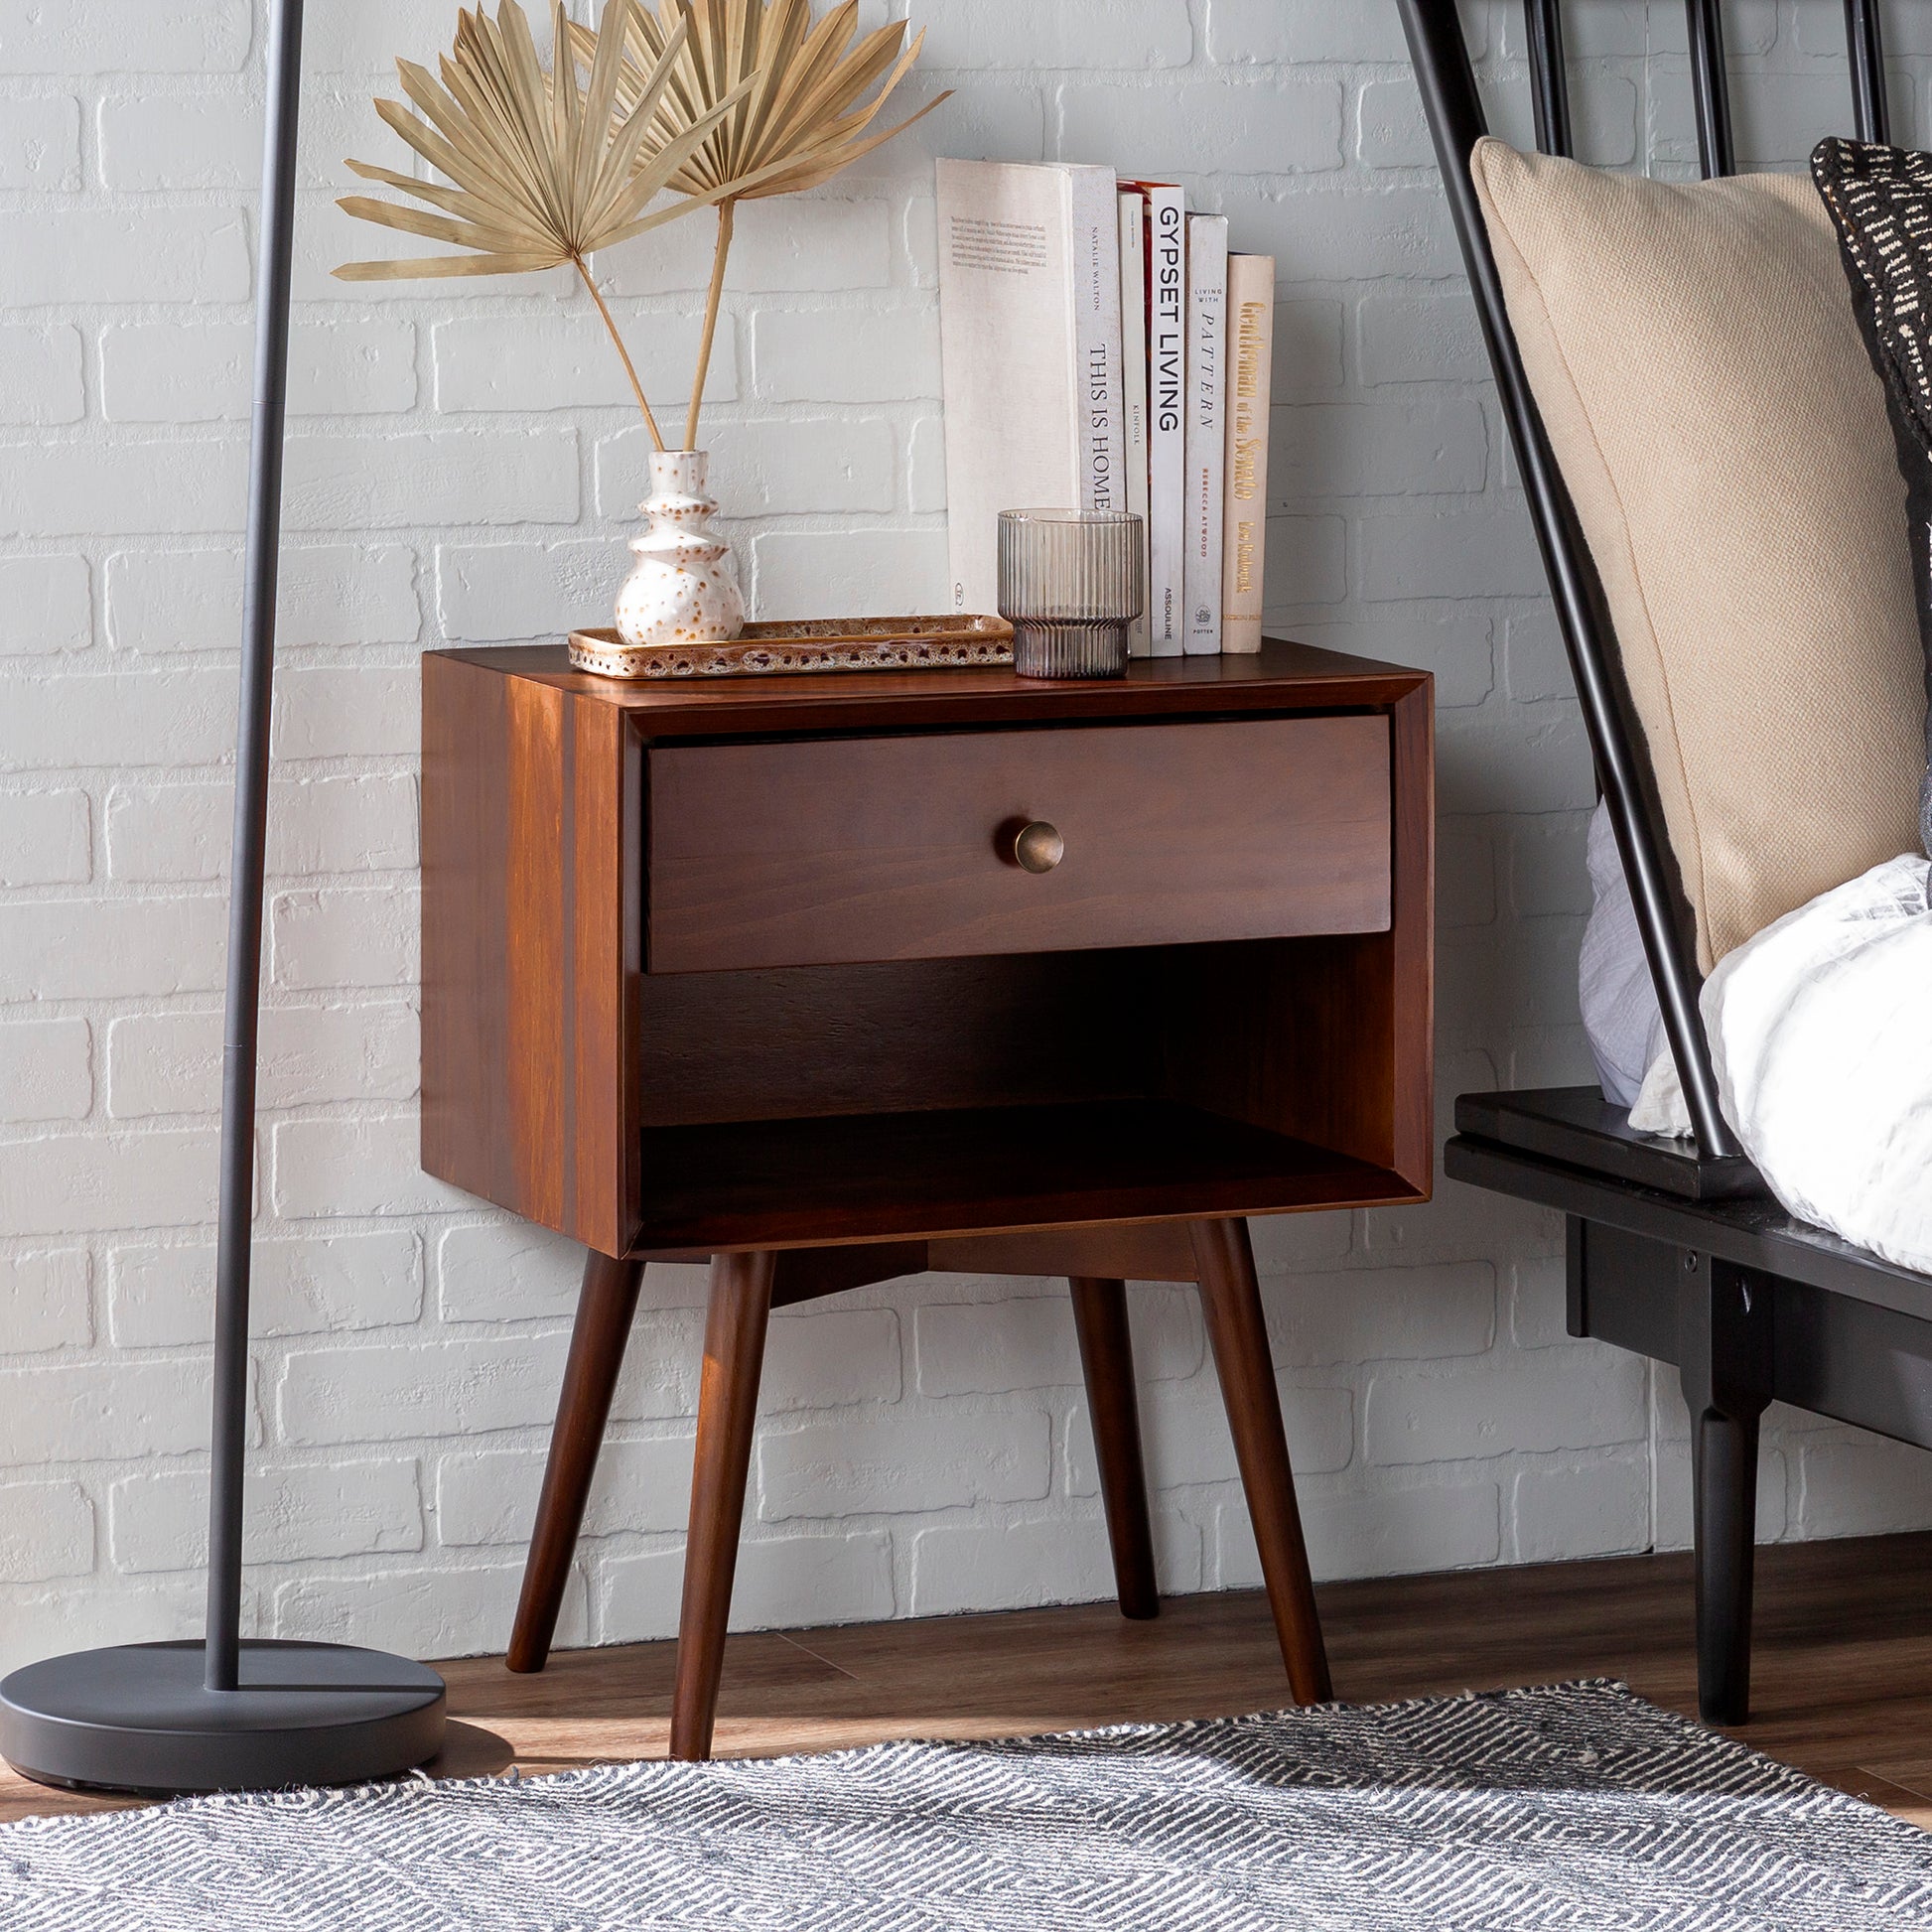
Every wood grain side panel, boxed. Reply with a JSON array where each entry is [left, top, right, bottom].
[[567, 698, 636, 1254], [505, 677, 567, 1232], [1388, 680, 1436, 1191], [647, 715, 1391, 974], [422, 653, 516, 1213], [422, 662, 633, 1253]]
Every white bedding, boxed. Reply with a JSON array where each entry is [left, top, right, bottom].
[[1625, 853, 1932, 1274], [1701, 853, 1932, 1273]]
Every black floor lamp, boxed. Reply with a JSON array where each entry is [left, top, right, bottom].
[[0, 0, 447, 1795]]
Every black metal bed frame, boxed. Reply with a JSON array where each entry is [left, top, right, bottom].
[[1400, 0, 1932, 1725]]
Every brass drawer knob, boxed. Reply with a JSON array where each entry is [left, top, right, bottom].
[[1012, 820, 1064, 874]]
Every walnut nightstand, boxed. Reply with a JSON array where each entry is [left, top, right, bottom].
[[422, 638, 1433, 1757]]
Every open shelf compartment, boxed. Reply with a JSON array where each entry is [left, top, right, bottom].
[[624, 940, 1427, 1253]]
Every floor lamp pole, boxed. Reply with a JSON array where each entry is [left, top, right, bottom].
[[205, 0, 306, 1700], [0, 0, 447, 1795]]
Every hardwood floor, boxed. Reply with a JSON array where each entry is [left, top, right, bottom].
[[9, 1532, 1932, 1828]]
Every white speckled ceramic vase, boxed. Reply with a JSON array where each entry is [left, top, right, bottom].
[[614, 450, 746, 648]]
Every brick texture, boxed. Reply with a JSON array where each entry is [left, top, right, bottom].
[[0, 3, 1917, 1667]]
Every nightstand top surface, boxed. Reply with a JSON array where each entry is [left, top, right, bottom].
[[430, 636, 1428, 736]]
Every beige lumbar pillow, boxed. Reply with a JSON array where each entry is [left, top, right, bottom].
[[1472, 138, 1927, 968]]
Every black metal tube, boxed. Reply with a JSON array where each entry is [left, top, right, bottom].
[[1525, 0, 1574, 158], [1396, 0, 1741, 1162], [1685, 0, 1736, 178], [206, 0, 305, 1695], [1844, 0, 1890, 145]]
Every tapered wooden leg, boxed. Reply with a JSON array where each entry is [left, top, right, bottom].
[[1189, 1216, 1331, 1704], [508, 1249, 646, 1673], [1069, 1277, 1160, 1620], [670, 1249, 777, 1761], [1681, 1255, 1772, 1725]]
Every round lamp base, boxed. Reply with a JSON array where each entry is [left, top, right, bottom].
[[0, 1639, 447, 1797]]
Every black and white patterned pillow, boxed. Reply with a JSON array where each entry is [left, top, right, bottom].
[[1813, 136, 1932, 857]]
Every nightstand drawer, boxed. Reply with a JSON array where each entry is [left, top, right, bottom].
[[646, 714, 1390, 973]]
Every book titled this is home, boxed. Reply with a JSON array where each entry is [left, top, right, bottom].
[[935, 159, 1124, 617]]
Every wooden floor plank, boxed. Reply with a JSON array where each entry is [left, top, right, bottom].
[[6, 1533, 1932, 1829], [1825, 1769, 1932, 1828]]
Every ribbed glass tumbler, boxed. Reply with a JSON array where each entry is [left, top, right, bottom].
[[997, 509, 1145, 679]]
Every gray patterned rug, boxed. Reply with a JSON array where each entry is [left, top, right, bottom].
[[3, 1680, 1929, 1929]]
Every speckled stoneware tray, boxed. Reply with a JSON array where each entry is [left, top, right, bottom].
[[568, 615, 1015, 680]]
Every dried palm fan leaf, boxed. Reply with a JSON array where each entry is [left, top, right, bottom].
[[335, 0, 783, 450], [568, 0, 947, 449]]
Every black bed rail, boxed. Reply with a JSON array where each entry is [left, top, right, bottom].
[[1686, 0, 1735, 178], [1847, 0, 1892, 144], [1395, 0, 1733, 1161], [1395, 0, 1895, 1167], [1687, 0, 1889, 162], [1524, 0, 1572, 157]]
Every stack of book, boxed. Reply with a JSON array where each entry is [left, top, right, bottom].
[[935, 159, 1275, 656]]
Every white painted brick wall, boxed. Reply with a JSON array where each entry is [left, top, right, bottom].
[[0, 1478, 95, 1583], [0, 1475, 95, 1584], [0, 0, 1923, 1679], [109, 1458, 423, 1571], [109, 1230, 423, 1347], [0, 556, 92, 656], [0, 100, 81, 194], [0, 1247, 92, 1354]]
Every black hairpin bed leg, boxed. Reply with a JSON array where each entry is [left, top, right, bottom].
[[1679, 1254, 1773, 1725]]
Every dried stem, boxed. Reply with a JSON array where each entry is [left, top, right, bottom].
[[684, 197, 735, 453], [576, 254, 665, 453]]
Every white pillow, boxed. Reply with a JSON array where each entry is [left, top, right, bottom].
[[1579, 800, 1669, 1111]]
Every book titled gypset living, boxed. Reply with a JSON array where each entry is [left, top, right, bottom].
[[1116, 186, 1152, 656], [937, 159, 1274, 656], [1132, 179, 1187, 653]]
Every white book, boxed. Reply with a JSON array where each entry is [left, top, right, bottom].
[[1220, 253, 1275, 653], [1069, 166, 1124, 520], [1182, 212, 1228, 655], [934, 159, 1119, 617], [1117, 189, 1152, 656], [1137, 181, 1186, 655]]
